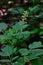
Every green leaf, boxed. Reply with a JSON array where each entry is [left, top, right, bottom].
[[24, 56, 39, 61], [29, 41, 42, 49], [30, 29, 39, 34], [0, 22, 8, 32], [0, 59, 10, 62], [40, 27, 43, 30], [11, 39, 17, 45], [24, 49, 43, 61], [30, 49, 43, 57], [23, 56, 30, 62], [11, 7, 24, 14], [23, 49, 43, 61], [39, 31, 43, 35], [0, 34, 12, 44], [12, 56, 19, 61], [16, 31, 30, 40], [14, 62, 24, 65], [0, 45, 13, 56], [0, 35, 6, 40], [12, 21, 28, 32], [13, 57, 25, 65], [40, 36, 43, 39], [31, 57, 43, 65], [28, 5, 40, 15], [17, 57, 25, 65], [19, 49, 29, 56], [14, 47, 17, 53]]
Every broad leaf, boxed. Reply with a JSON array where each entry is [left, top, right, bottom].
[[31, 57, 43, 65], [0, 59, 10, 62], [30, 29, 39, 34], [0, 34, 12, 44], [12, 21, 28, 32], [28, 5, 40, 15], [16, 31, 30, 40], [29, 41, 42, 49], [0, 22, 8, 32], [24, 56, 39, 62], [19, 49, 29, 56], [11, 7, 24, 14], [17, 57, 25, 65], [0, 45, 13, 56]]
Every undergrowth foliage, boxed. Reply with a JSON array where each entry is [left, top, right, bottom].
[[0, 0, 43, 65]]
